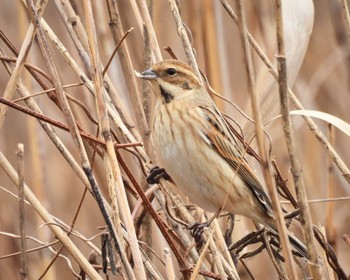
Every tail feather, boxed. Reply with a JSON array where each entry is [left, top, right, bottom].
[[288, 233, 309, 259], [268, 226, 309, 259]]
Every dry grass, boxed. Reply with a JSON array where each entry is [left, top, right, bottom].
[[0, 1, 349, 279]]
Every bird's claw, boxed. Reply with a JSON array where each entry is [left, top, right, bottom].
[[189, 221, 209, 244], [147, 166, 171, 184]]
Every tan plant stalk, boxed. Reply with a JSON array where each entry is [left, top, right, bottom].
[[168, 0, 202, 84], [17, 144, 28, 280], [326, 125, 336, 250], [136, 0, 162, 61], [164, 248, 176, 280], [26, 0, 134, 277], [106, 0, 149, 141], [236, 0, 297, 278], [52, 0, 140, 139], [213, 220, 237, 271], [274, 1, 322, 278], [190, 232, 212, 280], [83, 0, 145, 278]]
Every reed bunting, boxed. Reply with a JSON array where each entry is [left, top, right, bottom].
[[137, 59, 307, 258]]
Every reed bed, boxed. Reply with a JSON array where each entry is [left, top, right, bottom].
[[0, 1, 349, 279]]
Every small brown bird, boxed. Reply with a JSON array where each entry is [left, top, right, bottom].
[[138, 59, 307, 258]]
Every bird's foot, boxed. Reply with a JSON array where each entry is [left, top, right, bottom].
[[147, 166, 171, 184], [189, 221, 210, 244]]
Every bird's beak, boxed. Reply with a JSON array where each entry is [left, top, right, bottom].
[[135, 69, 158, 80]]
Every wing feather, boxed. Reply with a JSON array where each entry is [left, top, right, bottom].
[[198, 105, 273, 217]]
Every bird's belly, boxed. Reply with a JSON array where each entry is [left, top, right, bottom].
[[154, 121, 247, 213]]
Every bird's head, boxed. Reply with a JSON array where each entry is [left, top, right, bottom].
[[137, 60, 202, 103]]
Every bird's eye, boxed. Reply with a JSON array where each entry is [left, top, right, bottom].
[[166, 68, 177, 76]]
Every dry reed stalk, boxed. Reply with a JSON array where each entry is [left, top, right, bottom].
[[136, 0, 162, 61], [236, 0, 297, 278], [17, 144, 28, 280], [164, 247, 176, 280], [208, 235, 228, 279], [83, 0, 141, 278], [319, 225, 336, 280], [106, 0, 149, 141], [190, 232, 212, 280], [142, 22, 157, 161], [1, 1, 349, 279], [274, 1, 322, 278], [168, 0, 202, 84], [213, 219, 237, 271], [326, 125, 337, 250], [17, 3, 51, 277]]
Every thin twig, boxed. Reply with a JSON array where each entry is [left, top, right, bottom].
[[102, 27, 133, 76]]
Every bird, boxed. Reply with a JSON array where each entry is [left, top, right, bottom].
[[137, 59, 307, 258]]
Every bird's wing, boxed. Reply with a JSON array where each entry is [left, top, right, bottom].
[[197, 105, 273, 217]]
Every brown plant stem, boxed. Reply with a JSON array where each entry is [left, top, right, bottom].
[[0, 97, 141, 149]]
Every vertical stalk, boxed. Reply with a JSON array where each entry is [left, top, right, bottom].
[[274, 0, 322, 279], [17, 144, 28, 280], [236, 0, 297, 278], [83, 0, 146, 278]]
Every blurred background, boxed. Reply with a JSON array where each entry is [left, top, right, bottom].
[[0, 0, 349, 279]]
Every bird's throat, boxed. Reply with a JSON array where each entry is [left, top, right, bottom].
[[159, 85, 174, 104]]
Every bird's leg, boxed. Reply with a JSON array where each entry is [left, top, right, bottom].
[[147, 166, 171, 184], [189, 208, 222, 243]]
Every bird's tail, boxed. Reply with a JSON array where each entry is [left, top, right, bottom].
[[268, 226, 309, 259], [288, 232, 309, 259]]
